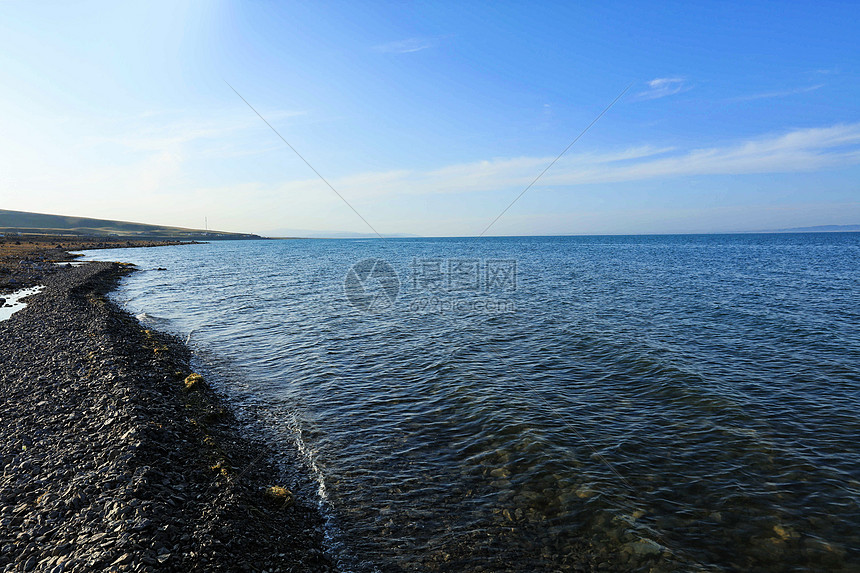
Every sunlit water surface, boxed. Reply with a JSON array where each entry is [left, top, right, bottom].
[[0, 286, 45, 322], [79, 235, 860, 572]]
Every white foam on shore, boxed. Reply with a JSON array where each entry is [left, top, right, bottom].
[[0, 286, 46, 322], [289, 417, 329, 502]]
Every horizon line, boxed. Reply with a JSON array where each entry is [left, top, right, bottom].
[[262, 226, 860, 240]]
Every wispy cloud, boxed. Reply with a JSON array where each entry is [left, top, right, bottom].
[[8, 114, 859, 236], [637, 77, 689, 100], [731, 84, 824, 102], [373, 37, 434, 54], [266, 122, 860, 200]]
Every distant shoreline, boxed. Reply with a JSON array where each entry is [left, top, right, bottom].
[[0, 235, 201, 293]]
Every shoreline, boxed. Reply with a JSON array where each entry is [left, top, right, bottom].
[[0, 234, 203, 293], [0, 247, 333, 571]]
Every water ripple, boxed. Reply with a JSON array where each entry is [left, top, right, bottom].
[[78, 234, 860, 572]]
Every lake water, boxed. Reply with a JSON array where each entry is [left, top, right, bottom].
[[78, 234, 860, 572]]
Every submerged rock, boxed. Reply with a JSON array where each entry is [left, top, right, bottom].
[[623, 538, 664, 557], [575, 484, 597, 499]]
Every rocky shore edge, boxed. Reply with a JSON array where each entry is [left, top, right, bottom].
[[0, 261, 334, 572], [0, 236, 198, 293]]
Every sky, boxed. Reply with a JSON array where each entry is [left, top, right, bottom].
[[1, 0, 858, 237]]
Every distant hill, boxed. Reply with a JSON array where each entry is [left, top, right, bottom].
[[0, 209, 261, 240], [762, 224, 860, 233]]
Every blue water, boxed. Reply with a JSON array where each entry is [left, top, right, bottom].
[[79, 234, 860, 572]]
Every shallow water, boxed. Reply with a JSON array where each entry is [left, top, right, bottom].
[[78, 234, 860, 571], [0, 286, 45, 322]]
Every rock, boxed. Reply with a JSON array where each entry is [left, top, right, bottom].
[[489, 467, 510, 479], [263, 486, 294, 507], [624, 538, 664, 557], [773, 524, 799, 540], [575, 485, 596, 498], [184, 373, 205, 391]]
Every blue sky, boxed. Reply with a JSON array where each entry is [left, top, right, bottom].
[[1, 1, 858, 236]]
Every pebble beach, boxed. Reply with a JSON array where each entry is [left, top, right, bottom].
[[0, 241, 332, 572]]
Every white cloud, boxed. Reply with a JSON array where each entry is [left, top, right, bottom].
[[4, 110, 860, 236], [258, 123, 860, 201], [637, 77, 689, 100], [148, 122, 854, 234], [731, 84, 824, 102], [373, 37, 433, 54]]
